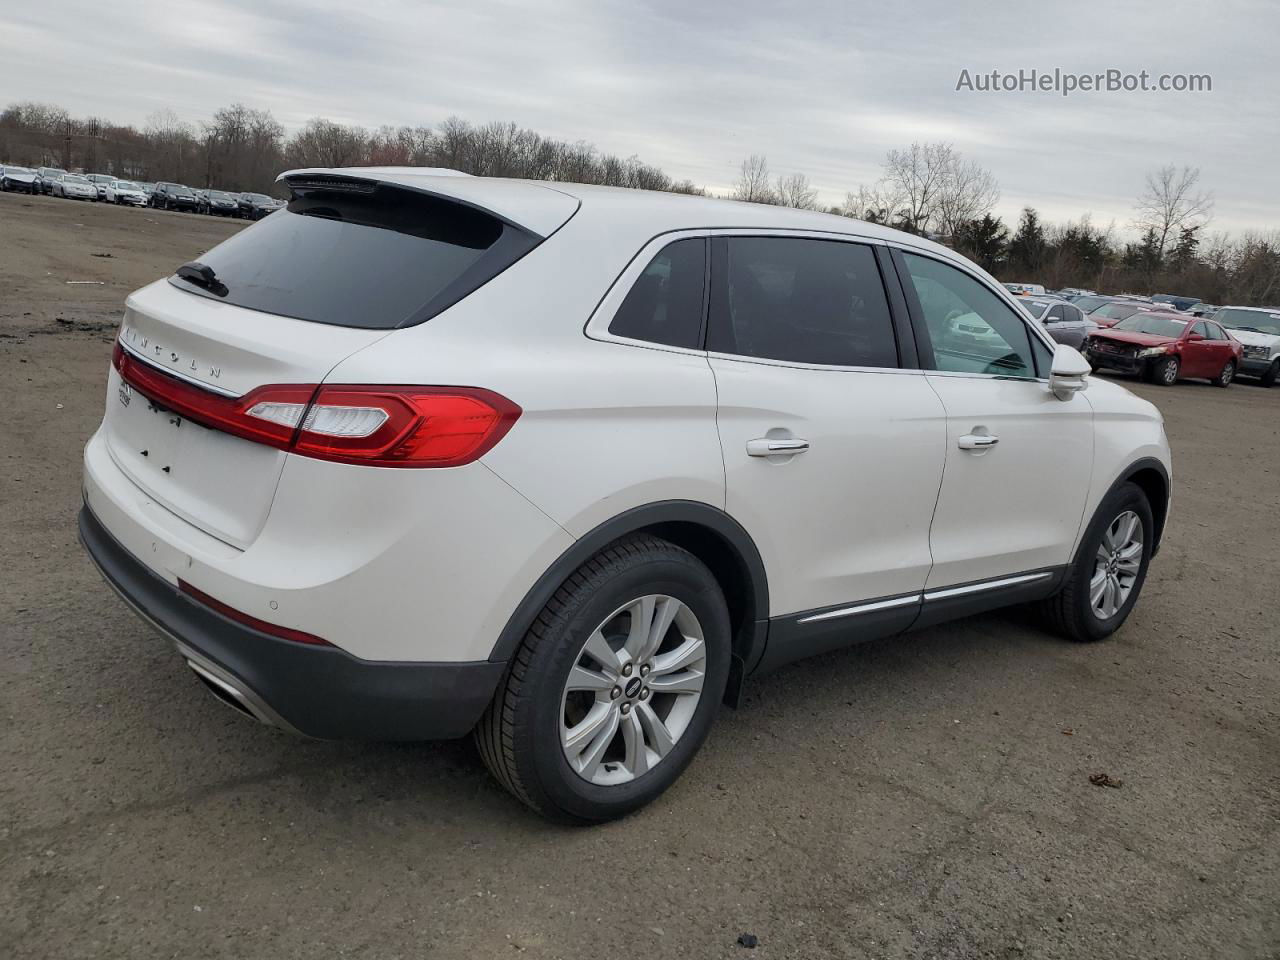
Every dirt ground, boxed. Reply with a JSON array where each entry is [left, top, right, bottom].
[[1, 190, 1277, 960]]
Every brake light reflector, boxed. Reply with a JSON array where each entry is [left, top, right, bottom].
[[179, 580, 331, 646], [113, 341, 520, 467]]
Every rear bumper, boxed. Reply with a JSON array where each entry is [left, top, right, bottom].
[[78, 505, 506, 740]]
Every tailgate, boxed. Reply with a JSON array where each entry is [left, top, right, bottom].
[[104, 280, 387, 548]]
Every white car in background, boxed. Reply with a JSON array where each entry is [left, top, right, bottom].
[[85, 173, 118, 201], [52, 173, 98, 200], [1214, 306, 1280, 386], [106, 179, 149, 206], [79, 168, 1172, 822], [1019, 296, 1098, 349]]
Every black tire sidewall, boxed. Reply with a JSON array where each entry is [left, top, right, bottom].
[[1217, 361, 1235, 387], [1067, 483, 1154, 641], [516, 552, 730, 822]]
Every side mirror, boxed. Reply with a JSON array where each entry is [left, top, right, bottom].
[[1187, 332, 1205, 341], [1049, 344, 1090, 401]]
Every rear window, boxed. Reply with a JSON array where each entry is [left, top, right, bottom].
[[169, 182, 539, 329]]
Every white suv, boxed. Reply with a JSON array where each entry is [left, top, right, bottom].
[[1212, 306, 1280, 386], [80, 168, 1172, 822]]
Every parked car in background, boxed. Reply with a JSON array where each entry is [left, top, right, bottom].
[[201, 189, 240, 216], [1212, 306, 1280, 386], [137, 182, 157, 199], [79, 168, 1172, 822], [1086, 312, 1242, 386], [1019, 297, 1097, 349], [1088, 300, 1163, 328], [1, 164, 40, 193], [236, 191, 284, 219], [85, 173, 118, 201], [52, 173, 99, 201], [36, 167, 68, 194], [1151, 294, 1201, 312], [1004, 282, 1048, 296], [107, 179, 149, 207], [151, 182, 201, 211], [1188, 303, 1219, 318], [1070, 294, 1114, 314]]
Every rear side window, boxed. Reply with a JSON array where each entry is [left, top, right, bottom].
[[708, 237, 898, 367], [608, 238, 706, 349], [169, 182, 539, 329]]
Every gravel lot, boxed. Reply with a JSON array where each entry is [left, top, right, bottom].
[[1, 190, 1277, 960]]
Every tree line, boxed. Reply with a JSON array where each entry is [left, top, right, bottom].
[[3, 99, 1276, 306], [0, 101, 703, 198]]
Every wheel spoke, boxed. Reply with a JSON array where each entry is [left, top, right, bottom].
[[621, 711, 649, 777], [582, 628, 622, 675], [647, 668, 705, 695], [569, 704, 620, 780], [622, 596, 657, 660], [566, 664, 614, 693], [564, 701, 615, 756], [651, 636, 704, 677], [1089, 569, 1108, 607], [1119, 513, 1139, 549], [636, 702, 676, 758]]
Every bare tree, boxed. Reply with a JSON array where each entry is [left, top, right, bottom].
[[1134, 165, 1213, 257], [882, 142, 955, 234], [774, 172, 817, 210], [934, 157, 1000, 239], [733, 154, 775, 204]]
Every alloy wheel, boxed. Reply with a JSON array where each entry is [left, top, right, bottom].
[[1090, 510, 1143, 620], [560, 595, 707, 786]]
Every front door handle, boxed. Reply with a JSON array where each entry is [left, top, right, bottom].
[[746, 438, 810, 457], [957, 433, 999, 450]]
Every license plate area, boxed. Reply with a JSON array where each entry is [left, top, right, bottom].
[[102, 367, 287, 547]]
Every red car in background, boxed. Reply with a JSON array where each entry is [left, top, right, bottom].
[[1085, 312, 1243, 387], [1088, 299, 1169, 328]]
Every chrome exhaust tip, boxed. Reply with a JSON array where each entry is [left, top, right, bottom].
[[178, 644, 302, 735]]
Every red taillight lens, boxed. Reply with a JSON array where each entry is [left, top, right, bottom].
[[113, 343, 318, 450], [113, 342, 520, 467], [179, 580, 331, 646], [293, 386, 521, 467]]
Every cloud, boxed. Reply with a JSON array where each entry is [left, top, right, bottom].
[[2, 0, 1276, 234]]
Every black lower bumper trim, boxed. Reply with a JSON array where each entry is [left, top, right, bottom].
[[78, 506, 505, 740]]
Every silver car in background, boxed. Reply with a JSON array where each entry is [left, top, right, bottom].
[[1018, 297, 1097, 349]]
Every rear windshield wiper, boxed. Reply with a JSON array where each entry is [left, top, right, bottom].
[[176, 261, 228, 296]]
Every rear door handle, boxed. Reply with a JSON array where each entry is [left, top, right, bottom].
[[746, 438, 810, 457], [957, 434, 999, 450]]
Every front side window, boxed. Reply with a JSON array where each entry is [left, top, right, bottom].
[[608, 238, 705, 349], [1046, 304, 1065, 322], [708, 237, 898, 368], [900, 252, 1037, 378]]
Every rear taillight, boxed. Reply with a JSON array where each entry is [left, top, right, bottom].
[[112, 341, 520, 467], [179, 580, 331, 646]]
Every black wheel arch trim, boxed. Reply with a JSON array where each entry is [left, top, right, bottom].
[[1090, 457, 1171, 558], [488, 500, 770, 695]]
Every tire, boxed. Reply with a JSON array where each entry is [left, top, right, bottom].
[[1039, 481, 1154, 643], [1152, 355, 1179, 386], [476, 534, 731, 823], [1261, 359, 1279, 388], [1214, 360, 1236, 388]]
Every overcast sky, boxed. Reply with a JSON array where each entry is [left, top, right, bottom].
[[3, 0, 1278, 237]]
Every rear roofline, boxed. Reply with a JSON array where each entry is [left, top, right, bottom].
[[277, 167, 580, 238]]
